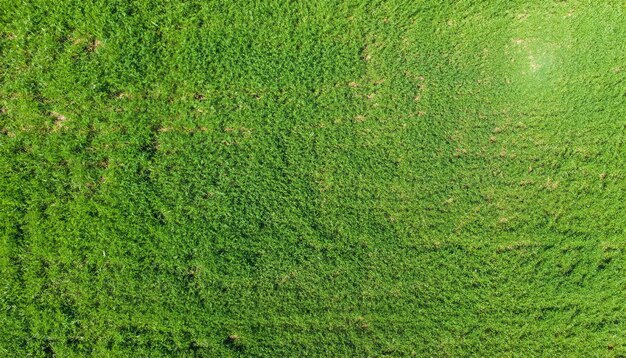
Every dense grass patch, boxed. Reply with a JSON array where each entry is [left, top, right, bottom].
[[1, 1, 625, 356]]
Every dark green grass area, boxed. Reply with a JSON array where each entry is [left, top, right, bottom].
[[1, 0, 626, 356]]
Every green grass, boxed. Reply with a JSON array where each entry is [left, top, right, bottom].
[[1, 0, 626, 356]]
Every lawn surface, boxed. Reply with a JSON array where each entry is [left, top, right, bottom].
[[1, 0, 626, 356]]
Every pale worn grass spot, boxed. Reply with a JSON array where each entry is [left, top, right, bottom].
[[545, 178, 559, 191], [87, 39, 103, 52], [50, 112, 68, 130]]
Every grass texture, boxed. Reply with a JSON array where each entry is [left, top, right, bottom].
[[1, 0, 626, 356]]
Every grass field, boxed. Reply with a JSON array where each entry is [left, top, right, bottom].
[[1, 0, 626, 356]]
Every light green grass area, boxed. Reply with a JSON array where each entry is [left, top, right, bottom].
[[1, 1, 626, 356]]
